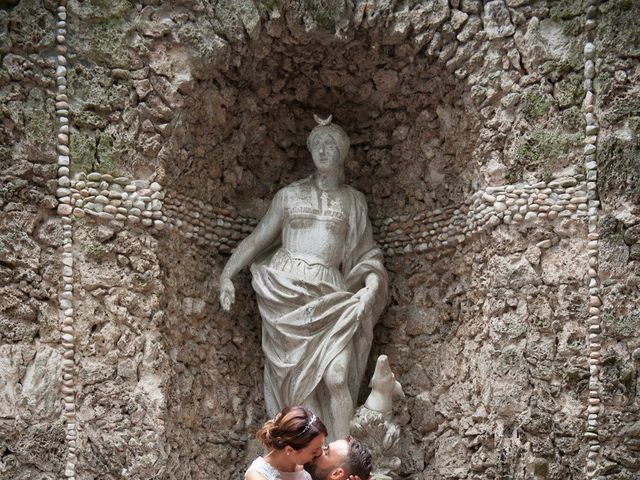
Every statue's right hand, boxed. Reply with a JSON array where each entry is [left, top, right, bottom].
[[219, 277, 235, 312]]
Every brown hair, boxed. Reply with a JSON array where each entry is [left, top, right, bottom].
[[256, 406, 327, 451], [342, 435, 372, 479]]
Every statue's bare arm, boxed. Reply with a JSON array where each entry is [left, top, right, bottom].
[[219, 191, 284, 311]]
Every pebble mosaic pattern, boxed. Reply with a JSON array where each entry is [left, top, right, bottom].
[[52, 1, 603, 477]]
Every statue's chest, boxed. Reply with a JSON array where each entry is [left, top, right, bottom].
[[286, 188, 349, 224]]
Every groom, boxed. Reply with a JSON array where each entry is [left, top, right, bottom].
[[304, 436, 372, 480]]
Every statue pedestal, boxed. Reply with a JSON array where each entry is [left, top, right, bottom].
[[350, 407, 401, 480]]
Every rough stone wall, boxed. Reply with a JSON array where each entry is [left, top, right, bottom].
[[590, 0, 640, 476], [1, 0, 639, 479], [71, 223, 168, 479], [377, 220, 590, 478], [157, 233, 265, 479], [0, 2, 64, 479]]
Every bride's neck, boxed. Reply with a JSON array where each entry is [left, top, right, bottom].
[[265, 450, 297, 472]]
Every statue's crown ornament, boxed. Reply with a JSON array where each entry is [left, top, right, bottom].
[[308, 113, 350, 160]]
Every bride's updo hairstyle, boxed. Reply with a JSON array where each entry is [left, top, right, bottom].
[[256, 406, 327, 450]]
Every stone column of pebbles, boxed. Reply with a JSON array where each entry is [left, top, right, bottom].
[[53, 1, 78, 480], [583, 1, 602, 477]]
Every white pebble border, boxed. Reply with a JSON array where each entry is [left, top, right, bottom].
[[52, 2, 604, 477], [160, 177, 588, 259], [373, 177, 589, 256], [583, 1, 602, 476], [71, 175, 590, 257], [53, 2, 78, 479]]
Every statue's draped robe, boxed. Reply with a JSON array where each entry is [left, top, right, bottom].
[[250, 179, 388, 421]]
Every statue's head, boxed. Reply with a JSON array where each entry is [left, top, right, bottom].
[[307, 115, 350, 173]]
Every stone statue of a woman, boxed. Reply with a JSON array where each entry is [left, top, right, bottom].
[[219, 115, 388, 440]]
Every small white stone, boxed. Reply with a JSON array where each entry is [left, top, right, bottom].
[[494, 202, 507, 212], [57, 204, 73, 216]]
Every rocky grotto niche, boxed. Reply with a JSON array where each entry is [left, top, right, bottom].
[[3, 1, 640, 479], [152, 5, 495, 477], [150, 3, 587, 478]]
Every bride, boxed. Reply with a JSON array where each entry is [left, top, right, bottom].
[[245, 406, 326, 480], [245, 406, 368, 480]]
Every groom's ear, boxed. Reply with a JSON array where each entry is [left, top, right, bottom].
[[330, 467, 345, 479]]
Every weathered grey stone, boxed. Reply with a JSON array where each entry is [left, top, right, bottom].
[[483, 0, 514, 39], [22, 347, 62, 418]]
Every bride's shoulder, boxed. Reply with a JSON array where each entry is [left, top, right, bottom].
[[245, 457, 276, 480], [245, 471, 268, 480]]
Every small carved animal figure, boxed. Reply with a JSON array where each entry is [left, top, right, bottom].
[[364, 355, 404, 414]]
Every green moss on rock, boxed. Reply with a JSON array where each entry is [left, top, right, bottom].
[[514, 128, 581, 167], [299, 0, 339, 30], [70, 130, 96, 175], [597, 0, 640, 58], [604, 94, 640, 126], [554, 74, 582, 109], [84, 20, 134, 69], [604, 311, 640, 338], [96, 133, 120, 175], [257, 0, 285, 12], [561, 106, 585, 131], [521, 89, 553, 122], [549, 0, 586, 20], [23, 88, 53, 148], [85, 0, 135, 18], [598, 125, 640, 205], [549, 0, 586, 36], [496, 348, 525, 376]]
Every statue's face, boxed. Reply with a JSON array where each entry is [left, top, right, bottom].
[[310, 134, 341, 174]]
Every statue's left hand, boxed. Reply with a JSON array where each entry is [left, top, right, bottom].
[[219, 277, 236, 312], [354, 286, 375, 320]]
